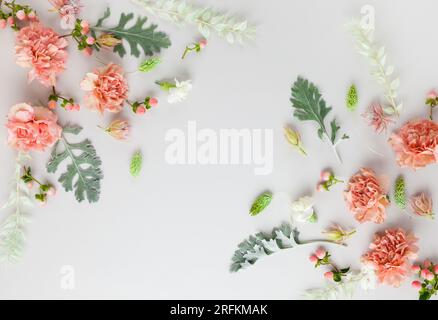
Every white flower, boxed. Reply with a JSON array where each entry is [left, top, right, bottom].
[[167, 79, 192, 104], [290, 196, 315, 223]]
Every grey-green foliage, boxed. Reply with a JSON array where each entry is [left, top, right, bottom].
[[93, 7, 171, 58], [291, 77, 345, 144], [47, 126, 103, 204], [230, 224, 300, 272]]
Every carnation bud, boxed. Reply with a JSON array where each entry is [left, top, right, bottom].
[[97, 34, 122, 48], [411, 281, 422, 290], [309, 255, 318, 264], [315, 248, 326, 260], [16, 10, 26, 21], [324, 271, 334, 280]]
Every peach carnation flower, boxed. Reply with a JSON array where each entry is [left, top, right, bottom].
[[388, 119, 438, 170], [362, 228, 418, 287], [15, 23, 68, 87], [344, 168, 389, 224], [80, 63, 128, 113], [6, 103, 62, 152]]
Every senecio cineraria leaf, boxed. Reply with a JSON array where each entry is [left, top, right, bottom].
[[91, 7, 171, 58], [346, 84, 359, 111], [131, 0, 256, 44], [290, 77, 349, 163], [249, 192, 272, 216], [47, 126, 103, 204], [230, 223, 343, 272], [130, 151, 143, 177], [394, 176, 407, 210], [348, 19, 402, 117]]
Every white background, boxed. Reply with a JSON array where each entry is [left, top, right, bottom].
[[0, 0, 437, 300]]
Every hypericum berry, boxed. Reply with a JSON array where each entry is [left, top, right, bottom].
[[136, 105, 146, 115], [199, 39, 207, 49], [424, 260, 432, 268], [320, 170, 332, 182], [47, 187, 57, 197], [427, 90, 438, 100], [7, 16, 14, 26], [309, 255, 318, 264], [0, 19, 6, 29], [426, 271, 435, 281], [86, 37, 95, 45], [411, 265, 421, 273], [324, 271, 334, 280], [315, 248, 326, 260], [149, 98, 158, 107], [411, 281, 422, 290], [80, 20, 90, 34], [16, 10, 26, 21], [316, 183, 324, 192], [72, 104, 80, 111], [82, 47, 93, 57], [65, 103, 74, 111], [27, 181, 34, 189], [434, 265, 438, 274], [48, 100, 57, 110]]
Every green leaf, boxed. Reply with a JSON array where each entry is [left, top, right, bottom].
[[419, 288, 432, 300], [230, 223, 299, 272], [93, 8, 171, 58], [47, 126, 103, 204], [394, 176, 407, 210], [138, 57, 161, 73], [130, 151, 143, 177], [291, 77, 344, 145], [333, 273, 342, 282], [346, 84, 359, 111], [249, 192, 272, 216]]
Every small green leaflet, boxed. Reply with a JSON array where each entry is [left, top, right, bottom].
[[394, 176, 407, 210], [130, 151, 143, 177], [230, 223, 299, 272], [92, 7, 171, 58], [47, 126, 103, 203], [139, 57, 161, 73], [249, 192, 272, 216], [346, 84, 359, 111]]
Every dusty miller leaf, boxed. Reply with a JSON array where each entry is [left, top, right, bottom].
[[249, 192, 272, 216], [93, 7, 171, 58], [47, 126, 103, 204], [130, 151, 143, 177]]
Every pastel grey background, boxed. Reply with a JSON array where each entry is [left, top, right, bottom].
[[0, 0, 436, 299]]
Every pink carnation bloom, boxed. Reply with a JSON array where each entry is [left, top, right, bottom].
[[344, 168, 389, 224], [362, 228, 418, 287], [15, 23, 68, 87], [388, 119, 438, 170], [80, 63, 128, 114], [6, 103, 62, 152]]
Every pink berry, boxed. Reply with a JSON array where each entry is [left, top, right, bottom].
[[16, 10, 26, 21], [427, 271, 435, 281], [82, 47, 93, 57], [27, 182, 33, 189], [38, 198, 47, 207], [73, 104, 81, 111], [309, 255, 318, 264], [136, 106, 146, 115], [65, 103, 74, 111], [199, 39, 207, 49], [411, 281, 422, 290], [324, 272, 334, 280], [86, 37, 95, 45], [80, 20, 90, 34], [320, 170, 332, 182], [315, 248, 326, 260], [421, 269, 428, 279], [0, 19, 6, 29], [47, 187, 57, 197], [7, 16, 14, 26], [434, 265, 438, 274], [149, 98, 158, 107], [411, 265, 421, 273], [424, 260, 432, 268], [48, 100, 57, 110], [427, 90, 438, 100], [316, 183, 324, 192]]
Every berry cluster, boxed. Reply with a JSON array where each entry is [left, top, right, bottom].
[[309, 248, 350, 282], [0, 1, 36, 31], [411, 260, 438, 300], [21, 167, 56, 206], [129, 97, 158, 115], [48, 87, 80, 111], [316, 170, 344, 192]]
